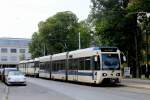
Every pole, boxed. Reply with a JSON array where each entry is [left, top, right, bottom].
[[79, 32, 81, 49], [135, 28, 139, 78], [146, 29, 148, 77], [43, 43, 46, 56]]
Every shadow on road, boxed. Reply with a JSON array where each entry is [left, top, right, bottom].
[[46, 79, 126, 88]]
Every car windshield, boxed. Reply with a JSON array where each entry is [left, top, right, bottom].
[[102, 54, 120, 70], [8, 71, 23, 76]]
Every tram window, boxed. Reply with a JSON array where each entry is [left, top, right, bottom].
[[79, 58, 85, 70], [59, 61, 62, 70], [52, 61, 56, 71], [31, 63, 34, 68], [74, 59, 79, 70], [55, 62, 58, 71], [85, 57, 91, 70], [28, 63, 31, 68], [54, 62, 56, 71], [68, 59, 72, 70], [58, 61, 61, 70], [58, 61, 61, 71], [55, 62, 57, 71], [55, 61, 59, 71], [59, 60, 63, 70], [60, 60, 65, 70], [40, 63, 44, 70], [45, 62, 50, 72], [62, 60, 65, 70], [34, 62, 39, 70]]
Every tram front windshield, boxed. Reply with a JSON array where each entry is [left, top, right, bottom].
[[102, 54, 120, 70]]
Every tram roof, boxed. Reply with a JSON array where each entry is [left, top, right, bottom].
[[34, 57, 39, 61], [19, 60, 26, 64], [68, 46, 118, 58], [39, 55, 51, 62], [52, 52, 67, 61]]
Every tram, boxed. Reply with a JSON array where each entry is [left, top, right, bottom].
[[19, 58, 39, 77], [19, 47, 126, 84]]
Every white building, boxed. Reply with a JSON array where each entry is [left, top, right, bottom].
[[0, 38, 31, 68]]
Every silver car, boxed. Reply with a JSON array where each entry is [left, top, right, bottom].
[[6, 71, 26, 85]]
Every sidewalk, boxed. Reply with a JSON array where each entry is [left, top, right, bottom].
[[0, 81, 6, 100], [122, 78, 150, 89]]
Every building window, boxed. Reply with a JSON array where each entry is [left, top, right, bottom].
[[11, 49, 17, 53], [1, 56, 7, 61], [1, 48, 7, 53], [19, 49, 25, 53], [10, 56, 17, 61]]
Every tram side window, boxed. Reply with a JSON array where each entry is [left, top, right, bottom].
[[53, 61, 57, 72], [73, 59, 79, 70], [45, 62, 50, 73], [34, 61, 39, 70], [31, 63, 34, 68], [56, 61, 60, 71], [40, 63, 44, 70], [62, 60, 65, 70], [85, 57, 91, 70], [69, 59, 73, 70], [58, 61, 60, 71], [52, 61, 56, 71], [35, 62, 39, 68], [59, 60, 65, 70], [79, 58, 85, 70], [28, 63, 31, 68], [59, 61, 62, 70]]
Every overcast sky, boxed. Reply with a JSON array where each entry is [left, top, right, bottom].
[[0, 0, 91, 39]]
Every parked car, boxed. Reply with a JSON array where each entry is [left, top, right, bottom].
[[5, 70, 26, 85], [2, 68, 17, 82]]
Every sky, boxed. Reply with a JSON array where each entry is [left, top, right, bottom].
[[0, 0, 91, 39]]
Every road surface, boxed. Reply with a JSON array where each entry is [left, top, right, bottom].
[[0, 78, 150, 100]]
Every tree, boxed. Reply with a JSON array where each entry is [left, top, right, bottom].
[[90, 0, 127, 45], [38, 11, 79, 54], [29, 32, 44, 58], [89, 0, 150, 78], [89, 0, 145, 77], [127, 0, 150, 77], [78, 20, 92, 48]]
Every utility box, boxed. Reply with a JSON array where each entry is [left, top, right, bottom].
[[124, 67, 131, 78]]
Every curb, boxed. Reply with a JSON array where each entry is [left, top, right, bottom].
[[123, 83, 150, 89]]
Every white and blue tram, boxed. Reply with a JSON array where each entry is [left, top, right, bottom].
[[19, 47, 126, 84], [19, 58, 39, 77]]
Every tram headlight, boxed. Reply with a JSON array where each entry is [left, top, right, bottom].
[[116, 73, 120, 76], [102, 73, 107, 77]]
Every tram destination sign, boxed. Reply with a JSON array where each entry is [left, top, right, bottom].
[[101, 48, 118, 52]]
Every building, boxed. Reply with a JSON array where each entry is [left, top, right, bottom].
[[0, 38, 31, 68]]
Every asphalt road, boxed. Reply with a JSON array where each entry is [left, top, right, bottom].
[[1, 78, 150, 100]]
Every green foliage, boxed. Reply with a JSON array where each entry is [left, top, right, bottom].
[[78, 21, 92, 48], [29, 11, 92, 58], [89, 0, 150, 77], [38, 11, 79, 54], [29, 32, 43, 58], [90, 0, 126, 45], [128, 0, 150, 12]]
